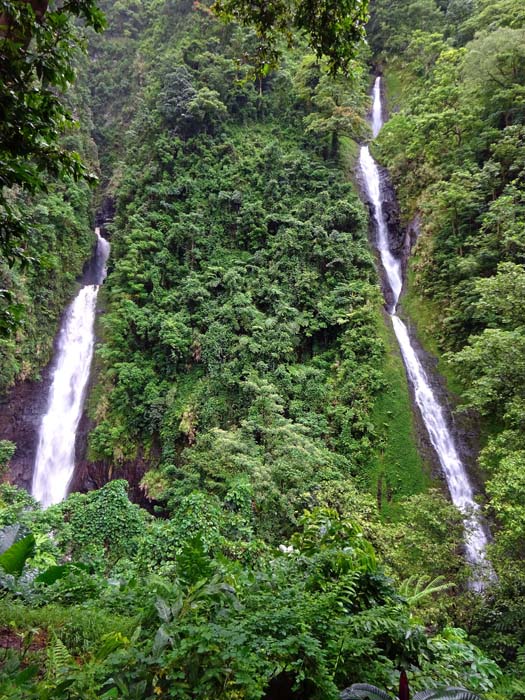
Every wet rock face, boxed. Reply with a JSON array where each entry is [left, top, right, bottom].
[[406, 212, 422, 251], [365, 202, 397, 313], [95, 196, 115, 237], [358, 162, 409, 312], [380, 179, 405, 255], [69, 452, 153, 509], [0, 352, 95, 496], [81, 238, 106, 286], [0, 235, 100, 495], [0, 370, 51, 491], [69, 408, 155, 508]]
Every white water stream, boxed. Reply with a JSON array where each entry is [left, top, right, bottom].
[[360, 77, 490, 587], [32, 229, 110, 507]]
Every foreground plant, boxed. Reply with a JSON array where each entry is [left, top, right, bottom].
[[342, 682, 482, 700]]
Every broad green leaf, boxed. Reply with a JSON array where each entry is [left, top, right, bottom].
[[0, 533, 36, 576]]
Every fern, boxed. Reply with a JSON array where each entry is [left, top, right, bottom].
[[399, 575, 454, 605], [342, 684, 393, 700], [340, 685, 482, 700], [516, 646, 525, 669], [46, 636, 72, 682], [413, 689, 482, 700]]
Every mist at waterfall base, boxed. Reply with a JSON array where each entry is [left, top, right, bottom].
[[360, 77, 491, 589], [31, 230, 110, 507]]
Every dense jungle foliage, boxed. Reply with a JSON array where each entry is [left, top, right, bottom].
[[0, 0, 104, 342], [1, 0, 524, 698], [371, 0, 525, 689], [0, 51, 97, 389]]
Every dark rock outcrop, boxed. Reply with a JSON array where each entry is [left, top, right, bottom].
[[69, 450, 154, 509], [95, 196, 115, 237], [0, 370, 51, 491], [379, 167, 406, 256]]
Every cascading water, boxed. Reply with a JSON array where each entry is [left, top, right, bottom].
[[32, 229, 110, 507], [360, 77, 490, 588]]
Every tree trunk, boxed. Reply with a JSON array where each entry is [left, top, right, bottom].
[[331, 131, 339, 159]]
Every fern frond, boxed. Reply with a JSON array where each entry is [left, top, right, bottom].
[[343, 684, 393, 700], [413, 688, 481, 700], [399, 574, 454, 604], [46, 636, 72, 682]]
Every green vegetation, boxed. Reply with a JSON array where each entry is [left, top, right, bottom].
[[212, 0, 370, 75], [368, 309, 428, 518], [3, 0, 525, 696], [0, 176, 95, 391], [0, 441, 15, 478], [86, 0, 388, 542], [0, 483, 500, 698], [370, 0, 525, 692], [0, 0, 104, 335], [0, 0, 103, 388]]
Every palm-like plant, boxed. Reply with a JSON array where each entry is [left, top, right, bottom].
[[398, 575, 455, 605], [341, 683, 482, 700]]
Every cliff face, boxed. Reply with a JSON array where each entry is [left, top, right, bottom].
[[0, 371, 51, 491], [68, 444, 154, 508]]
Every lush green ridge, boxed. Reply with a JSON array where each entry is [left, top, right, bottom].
[[368, 309, 429, 518], [85, 0, 429, 529]]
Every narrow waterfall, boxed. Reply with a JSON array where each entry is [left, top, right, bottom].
[[360, 77, 490, 587], [32, 229, 110, 507]]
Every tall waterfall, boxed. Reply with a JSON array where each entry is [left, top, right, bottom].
[[32, 229, 110, 507], [360, 77, 490, 587]]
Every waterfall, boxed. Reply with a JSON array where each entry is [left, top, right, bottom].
[[32, 229, 110, 507], [360, 77, 490, 588]]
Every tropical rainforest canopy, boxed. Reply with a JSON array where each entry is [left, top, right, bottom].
[[1, 0, 525, 698]]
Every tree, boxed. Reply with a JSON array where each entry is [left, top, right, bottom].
[[486, 450, 525, 560], [212, 0, 369, 75], [464, 0, 525, 34], [367, 0, 444, 55], [463, 28, 525, 128], [473, 262, 525, 330], [451, 329, 525, 416], [0, 0, 105, 332], [302, 60, 368, 158]]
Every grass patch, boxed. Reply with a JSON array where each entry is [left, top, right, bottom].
[[369, 306, 431, 520], [382, 61, 413, 114], [339, 136, 360, 167], [400, 266, 505, 489], [383, 71, 404, 113], [339, 136, 361, 190], [400, 261, 463, 398], [0, 599, 135, 655]]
